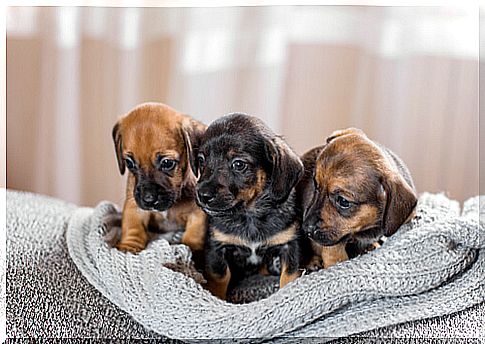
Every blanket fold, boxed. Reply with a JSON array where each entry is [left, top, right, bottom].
[[66, 193, 484, 340]]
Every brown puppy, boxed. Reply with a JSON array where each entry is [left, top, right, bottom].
[[112, 102, 207, 253], [297, 128, 417, 268]]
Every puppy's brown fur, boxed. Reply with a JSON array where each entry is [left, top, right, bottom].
[[112, 102, 207, 253], [297, 128, 417, 268]]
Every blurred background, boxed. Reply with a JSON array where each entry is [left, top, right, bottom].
[[6, 6, 479, 206]]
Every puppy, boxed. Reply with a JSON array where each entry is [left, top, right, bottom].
[[112, 102, 207, 254], [297, 128, 417, 269], [194, 113, 305, 300]]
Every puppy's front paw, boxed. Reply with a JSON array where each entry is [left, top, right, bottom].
[[306, 255, 323, 272], [102, 212, 123, 247], [367, 241, 381, 251], [102, 212, 122, 228], [115, 240, 146, 254], [267, 256, 281, 275]]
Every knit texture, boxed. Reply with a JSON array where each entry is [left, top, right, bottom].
[[6, 190, 484, 341], [6, 191, 166, 340], [65, 192, 485, 340]]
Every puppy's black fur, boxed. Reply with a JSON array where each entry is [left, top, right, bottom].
[[195, 113, 305, 296]]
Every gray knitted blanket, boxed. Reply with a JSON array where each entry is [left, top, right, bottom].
[[65, 192, 484, 341]]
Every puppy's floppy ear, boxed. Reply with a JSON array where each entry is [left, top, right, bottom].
[[181, 119, 205, 178], [112, 122, 125, 175], [297, 146, 324, 214], [265, 136, 304, 203], [326, 127, 365, 144], [381, 173, 417, 236]]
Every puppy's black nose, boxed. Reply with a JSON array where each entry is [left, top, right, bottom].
[[197, 190, 215, 205], [305, 224, 316, 237], [142, 192, 158, 206], [303, 218, 320, 238]]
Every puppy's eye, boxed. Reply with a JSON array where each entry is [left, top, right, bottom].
[[336, 195, 351, 209], [197, 154, 205, 166], [125, 157, 136, 170], [160, 158, 177, 171], [231, 159, 247, 172]]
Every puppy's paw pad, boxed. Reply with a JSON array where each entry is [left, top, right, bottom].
[[306, 256, 323, 272], [115, 242, 145, 254]]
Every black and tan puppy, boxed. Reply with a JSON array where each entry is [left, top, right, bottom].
[[112, 102, 207, 253], [297, 128, 417, 268], [194, 113, 305, 299]]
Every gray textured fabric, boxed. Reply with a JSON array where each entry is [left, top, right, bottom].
[[5, 190, 484, 341], [66, 192, 485, 340], [6, 191, 164, 340]]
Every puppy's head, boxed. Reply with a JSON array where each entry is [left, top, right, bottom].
[[302, 128, 417, 246], [112, 102, 205, 211], [195, 113, 303, 215]]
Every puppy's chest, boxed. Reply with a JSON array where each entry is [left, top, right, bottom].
[[211, 221, 297, 266], [219, 235, 281, 269], [231, 242, 267, 266]]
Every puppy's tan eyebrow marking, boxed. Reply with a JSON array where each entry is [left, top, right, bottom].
[[154, 150, 180, 160], [227, 149, 237, 159], [226, 150, 254, 163]]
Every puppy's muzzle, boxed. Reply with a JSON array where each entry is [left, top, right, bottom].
[[303, 217, 340, 246], [135, 182, 174, 211], [197, 188, 216, 206], [311, 229, 338, 246], [196, 182, 219, 208], [195, 183, 235, 214]]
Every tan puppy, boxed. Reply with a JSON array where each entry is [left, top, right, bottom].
[[112, 102, 207, 253], [297, 128, 417, 268]]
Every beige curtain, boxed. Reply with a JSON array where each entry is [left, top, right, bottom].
[[7, 6, 478, 206]]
